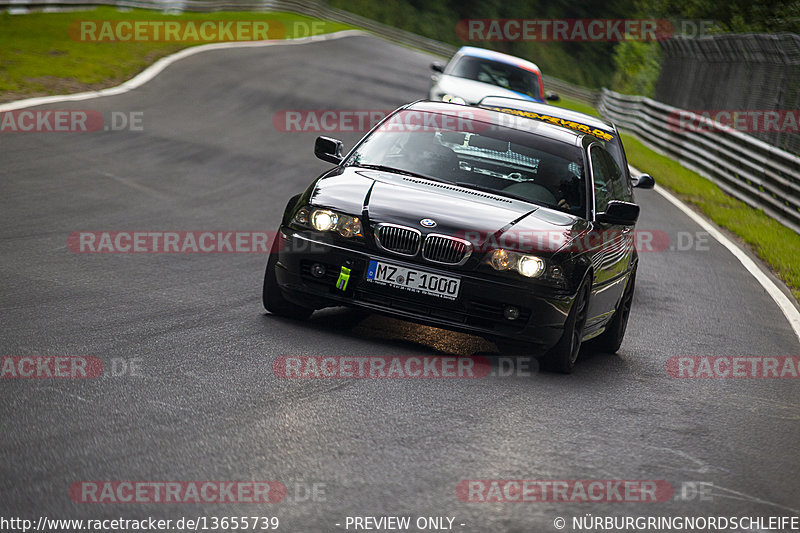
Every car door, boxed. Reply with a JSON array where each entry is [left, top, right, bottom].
[[586, 144, 634, 326]]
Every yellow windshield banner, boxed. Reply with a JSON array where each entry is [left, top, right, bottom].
[[485, 106, 614, 141]]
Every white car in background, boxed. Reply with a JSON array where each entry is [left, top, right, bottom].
[[429, 46, 560, 105]]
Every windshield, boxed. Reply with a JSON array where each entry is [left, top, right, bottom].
[[347, 110, 586, 215], [448, 56, 541, 100]]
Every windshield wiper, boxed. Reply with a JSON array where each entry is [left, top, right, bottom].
[[351, 164, 449, 183], [455, 181, 551, 207]]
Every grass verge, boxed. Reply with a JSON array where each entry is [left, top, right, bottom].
[[0, 7, 351, 102], [554, 95, 800, 302]]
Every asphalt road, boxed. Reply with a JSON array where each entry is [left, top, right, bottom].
[[2, 34, 799, 532]]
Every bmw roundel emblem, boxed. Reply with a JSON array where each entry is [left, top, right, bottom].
[[420, 218, 437, 228]]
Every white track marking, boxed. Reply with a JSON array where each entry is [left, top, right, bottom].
[[1, 31, 798, 345]]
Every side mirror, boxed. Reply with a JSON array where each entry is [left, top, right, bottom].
[[314, 136, 344, 164], [430, 62, 444, 73], [596, 200, 640, 226], [545, 91, 560, 102], [633, 173, 655, 189]]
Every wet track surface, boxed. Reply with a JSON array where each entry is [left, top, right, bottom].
[[2, 34, 799, 530]]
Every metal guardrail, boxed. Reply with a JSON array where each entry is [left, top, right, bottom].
[[599, 88, 800, 233], [4, 0, 798, 233]]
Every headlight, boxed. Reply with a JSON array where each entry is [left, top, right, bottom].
[[311, 209, 337, 232], [295, 207, 363, 239], [517, 255, 545, 278], [489, 249, 512, 270], [442, 94, 466, 105], [487, 249, 545, 278], [295, 208, 309, 225], [337, 215, 363, 238]]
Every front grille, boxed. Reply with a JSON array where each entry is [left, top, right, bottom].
[[375, 224, 421, 256], [422, 234, 473, 265]]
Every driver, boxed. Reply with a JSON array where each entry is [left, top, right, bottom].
[[536, 158, 584, 214], [556, 174, 583, 214]]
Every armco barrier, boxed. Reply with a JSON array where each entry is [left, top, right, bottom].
[[598, 89, 800, 234]]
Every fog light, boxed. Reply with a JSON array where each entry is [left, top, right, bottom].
[[311, 263, 327, 278], [504, 306, 520, 321]]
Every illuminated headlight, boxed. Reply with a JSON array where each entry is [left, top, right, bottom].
[[488, 249, 545, 278], [517, 255, 545, 278], [296, 208, 363, 239], [311, 209, 337, 232], [442, 94, 466, 105]]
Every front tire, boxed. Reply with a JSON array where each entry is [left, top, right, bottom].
[[541, 275, 591, 374], [262, 237, 313, 320]]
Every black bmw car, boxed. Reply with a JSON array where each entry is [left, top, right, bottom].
[[262, 101, 654, 372]]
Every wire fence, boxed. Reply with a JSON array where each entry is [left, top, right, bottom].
[[656, 34, 800, 155]]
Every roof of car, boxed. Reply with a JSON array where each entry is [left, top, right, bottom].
[[476, 96, 618, 137], [455, 46, 542, 74], [402, 101, 584, 145]]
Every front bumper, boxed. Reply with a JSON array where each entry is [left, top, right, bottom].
[[273, 228, 574, 348]]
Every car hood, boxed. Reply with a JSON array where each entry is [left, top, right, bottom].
[[436, 75, 544, 104], [310, 167, 586, 254]]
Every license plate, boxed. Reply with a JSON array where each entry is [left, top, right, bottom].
[[365, 260, 460, 300]]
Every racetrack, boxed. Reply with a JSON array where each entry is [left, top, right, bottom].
[[2, 33, 800, 529]]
